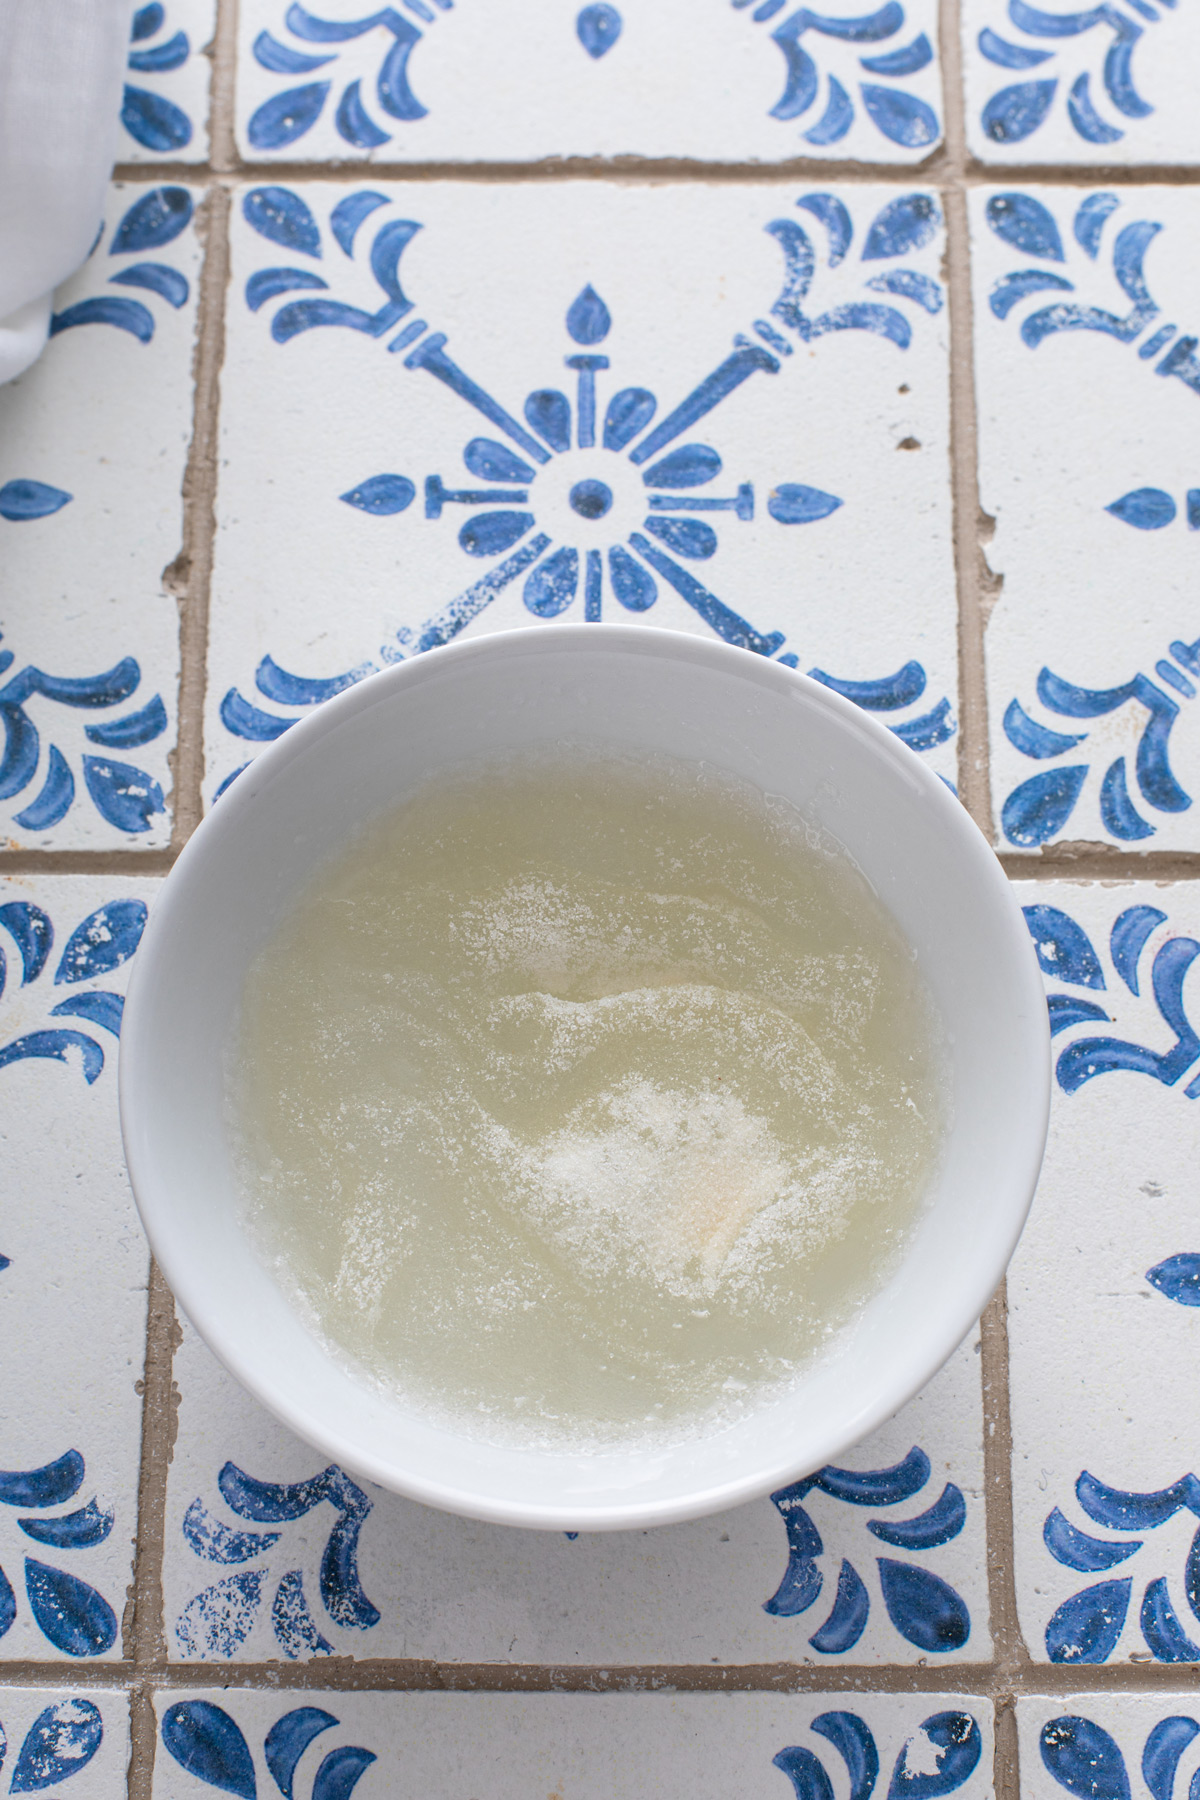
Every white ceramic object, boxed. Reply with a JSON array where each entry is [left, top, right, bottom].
[[120, 624, 1050, 1531]]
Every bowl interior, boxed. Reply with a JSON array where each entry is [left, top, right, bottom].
[[120, 626, 1049, 1530]]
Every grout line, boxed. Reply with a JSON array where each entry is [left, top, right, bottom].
[[939, 0, 992, 835], [14, 1656, 1200, 1694], [110, 157, 1200, 187], [128, 1685, 157, 1800], [129, 1261, 182, 1670], [979, 1283, 1030, 1676], [169, 180, 231, 849], [993, 1692, 1020, 1800], [208, 0, 240, 177]]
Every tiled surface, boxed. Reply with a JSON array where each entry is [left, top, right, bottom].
[[119, 0, 215, 165], [4, 0, 1200, 1792], [974, 187, 1200, 855], [1009, 881, 1200, 1670], [0, 878, 157, 1662], [234, 0, 944, 166], [152, 1691, 995, 1798], [163, 1320, 986, 1664], [207, 178, 956, 803], [0, 184, 199, 850], [0, 1688, 128, 1795]]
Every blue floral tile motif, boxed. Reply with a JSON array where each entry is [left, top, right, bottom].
[[765, 1447, 973, 1657], [0, 634, 168, 838], [1023, 900, 1200, 1096], [774, 1710, 982, 1799], [161, 1701, 376, 1799], [245, 1, 454, 154], [970, 0, 1168, 151], [121, 1, 210, 159], [237, 0, 941, 162], [731, 0, 941, 152], [0, 896, 146, 1085], [50, 185, 194, 346], [211, 182, 955, 798], [175, 1462, 381, 1659], [0, 1455, 119, 1659]]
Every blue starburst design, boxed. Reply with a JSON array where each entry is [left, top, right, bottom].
[[733, 0, 941, 150], [216, 186, 956, 797], [976, 0, 1167, 148], [765, 1447, 973, 1656], [0, 633, 168, 836], [175, 1462, 380, 1660], [123, 2, 195, 153], [162, 1700, 376, 1800]]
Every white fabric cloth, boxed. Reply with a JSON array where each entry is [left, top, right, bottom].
[[0, 0, 130, 384]]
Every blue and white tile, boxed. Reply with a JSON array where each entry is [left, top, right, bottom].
[[0, 182, 200, 850], [152, 1689, 994, 1799], [163, 1308, 985, 1666], [963, 0, 1200, 166], [119, 0, 214, 165], [1019, 1695, 1200, 1800], [207, 179, 956, 803], [235, 0, 943, 166], [0, 877, 158, 1661], [972, 187, 1200, 854], [0, 1688, 128, 1796], [1009, 881, 1200, 1666]]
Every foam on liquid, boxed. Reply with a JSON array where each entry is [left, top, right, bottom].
[[230, 755, 946, 1450]]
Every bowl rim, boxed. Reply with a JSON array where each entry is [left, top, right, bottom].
[[120, 622, 1051, 1529]]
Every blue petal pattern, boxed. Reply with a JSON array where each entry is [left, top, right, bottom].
[[182, 1497, 281, 1565], [55, 900, 147, 983], [1040, 1716, 1131, 1800], [1147, 1254, 1200, 1305], [112, 186, 193, 253], [877, 1559, 970, 1652], [9, 1701, 103, 1794], [862, 194, 941, 260], [812, 1713, 879, 1800], [273, 1569, 335, 1658], [860, 85, 939, 145], [577, 5, 622, 57], [18, 1498, 114, 1549], [1107, 487, 1176, 529], [265, 1707, 338, 1799], [161, 1701, 257, 1800], [121, 87, 192, 152], [987, 192, 1065, 260], [0, 1453, 84, 1508], [1043, 1507, 1141, 1571], [24, 1560, 117, 1657], [867, 1485, 966, 1549], [809, 1559, 869, 1652], [1002, 765, 1088, 845], [1143, 1718, 1200, 1800], [339, 474, 415, 515], [0, 481, 73, 522], [887, 1713, 981, 1798], [1046, 1577, 1132, 1662], [243, 188, 322, 258]]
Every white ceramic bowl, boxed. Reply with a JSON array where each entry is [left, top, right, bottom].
[[120, 625, 1049, 1532]]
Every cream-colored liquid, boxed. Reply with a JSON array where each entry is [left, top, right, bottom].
[[230, 755, 946, 1449]]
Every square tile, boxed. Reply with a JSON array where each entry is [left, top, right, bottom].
[[164, 1312, 986, 1666], [0, 181, 201, 850], [0, 877, 159, 1661], [972, 186, 1200, 854], [0, 1688, 128, 1796], [207, 178, 956, 802], [1009, 881, 1200, 1666], [235, 0, 943, 166], [152, 1690, 994, 1798], [963, 0, 1200, 166], [119, 0, 214, 165], [1018, 1694, 1200, 1800]]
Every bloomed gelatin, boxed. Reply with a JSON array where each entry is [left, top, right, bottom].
[[230, 753, 946, 1449]]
